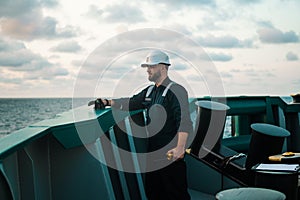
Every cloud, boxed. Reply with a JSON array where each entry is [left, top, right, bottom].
[[197, 18, 222, 31], [0, 70, 23, 85], [257, 27, 299, 43], [0, 38, 69, 79], [50, 41, 82, 53], [220, 71, 233, 78], [1, 14, 78, 40], [0, 38, 25, 51], [286, 52, 298, 61], [208, 52, 233, 62], [234, 0, 261, 5], [0, 0, 58, 17], [256, 20, 274, 29], [0, 1, 77, 40], [23, 66, 69, 80], [172, 64, 188, 71], [0, 38, 44, 68], [0, 0, 58, 18], [40, 0, 59, 7], [0, 0, 39, 17], [75, 28, 212, 82], [164, 24, 193, 36], [85, 5, 104, 18], [148, 0, 216, 9], [0, 49, 42, 68], [85, 4, 146, 24], [197, 34, 253, 48], [230, 68, 275, 78]]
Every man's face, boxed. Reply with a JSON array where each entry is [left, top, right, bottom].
[[147, 64, 162, 82]]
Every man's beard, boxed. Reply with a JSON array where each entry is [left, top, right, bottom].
[[148, 70, 161, 82]]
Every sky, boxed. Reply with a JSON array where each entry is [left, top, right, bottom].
[[0, 0, 299, 98]]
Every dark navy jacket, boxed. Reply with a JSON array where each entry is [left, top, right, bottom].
[[113, 77, 193, 151]]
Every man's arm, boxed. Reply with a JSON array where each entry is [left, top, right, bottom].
[[167, 131, 188, 160], [100, 86, 149, 111], [167, 84, 193, 160]]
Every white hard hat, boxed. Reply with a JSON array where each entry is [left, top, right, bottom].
[[141, 50, 171, 67]]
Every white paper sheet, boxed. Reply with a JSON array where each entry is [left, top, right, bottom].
[[255, 164, 300, 172]]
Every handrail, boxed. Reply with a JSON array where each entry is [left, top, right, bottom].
[[0, 105, 143, 159]]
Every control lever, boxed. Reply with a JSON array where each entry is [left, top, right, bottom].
[[222, 153, 246, 168]]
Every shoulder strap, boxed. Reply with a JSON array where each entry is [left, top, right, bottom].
[[162, 82, 174, 97], [145, 82, 175, 99], [145, 85, 154, 98]]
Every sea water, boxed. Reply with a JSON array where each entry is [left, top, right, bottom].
[[0, 98, 89, 137]]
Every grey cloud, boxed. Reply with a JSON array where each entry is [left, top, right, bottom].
[[198, 35, 253, 48], [257, 20, 274, 29], [234, 0, 261, 5], [23, 66, 69, 80], [46, 66, 69, 77], [1, 15, 78, 40], [0, 38, 25, 51], [0, 73, 23, 85], [50, 41, 82, 53], [0, 0, 58, 17], [149, 0, 216, 8], [0, 38, 69, 79], [172, 64, 188, 71], [40, 0, 59, 7], [0, 1, 77, 41], [286, 52, 298, 61], [0, 78, 22, 85], [231, 68, 275, 78], [257, 27, 299, 43], [53, 68, 68, 76], [0, 49, 42, 67], [209, 52, 233, 62], [86, 4, 145, 24], [220, 71, 233, 78], [0, 39, 44, 68], [0, 0, 38, 17]]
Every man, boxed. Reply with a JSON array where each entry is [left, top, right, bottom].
[[99, 50, 192, 200]]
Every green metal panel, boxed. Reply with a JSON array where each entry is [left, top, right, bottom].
[[48, 134, 113, 200], [232, 115, 250, 136], [94, 138, 117, 200], [186, 153, 221, 195], [108, 128, 131, 200], [226, 98, 266, 115], [0, 126, 49, 159], [0, 163, 13, 200], [186, 154, 241, 195], [124, 117, 147, 200]]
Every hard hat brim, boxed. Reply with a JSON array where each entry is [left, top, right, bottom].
[[141, 62, 171, 68]]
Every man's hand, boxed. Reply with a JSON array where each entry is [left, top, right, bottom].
[[88, 98, 109, 110], [166, 131, 189, 161], [167, 146, 185, 161]]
